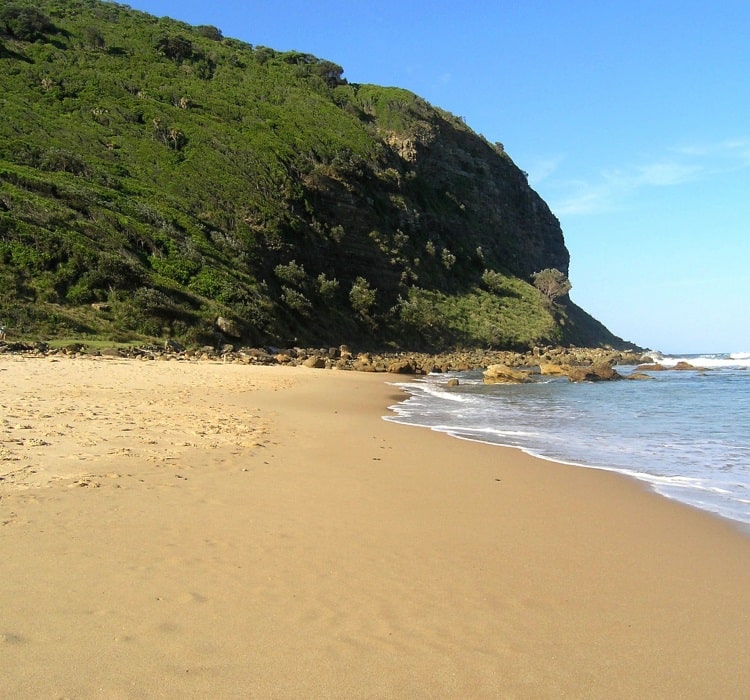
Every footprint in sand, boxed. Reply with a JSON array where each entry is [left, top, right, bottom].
[[177, 591, 208, 604]]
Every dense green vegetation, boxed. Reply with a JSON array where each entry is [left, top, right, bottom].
[[0, 0, 626, 350]]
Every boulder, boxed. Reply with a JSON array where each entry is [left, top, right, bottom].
[[164, 339, 185, 353], [483, 364, 532, 384], [566, 361, 621, 382], [353, 360, 377, 372], [215, 316, 242, 338], [303, 355, 327, 369], [673, 361, 709, 371], [387, 358, 417, 374]]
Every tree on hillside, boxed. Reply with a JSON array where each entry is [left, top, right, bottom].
[[195, 25, 223, 41], [532, 268, 571, 302], [156, 35, 195, 62]]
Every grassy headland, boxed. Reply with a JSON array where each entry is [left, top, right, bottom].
[[0, 1, 629, 351]]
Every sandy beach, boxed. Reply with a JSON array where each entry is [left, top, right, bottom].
[[2, 355, 750, 699]]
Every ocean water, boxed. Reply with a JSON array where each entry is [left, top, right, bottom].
[[386, 353, 750, 528]]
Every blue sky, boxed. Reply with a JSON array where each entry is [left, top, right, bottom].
[[122, 1, 750, 353]]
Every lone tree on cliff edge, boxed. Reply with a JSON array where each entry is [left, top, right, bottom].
[[532, 268, 572, 303]]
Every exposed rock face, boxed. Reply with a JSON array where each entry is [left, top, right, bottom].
[[303, 97, 572, 332], [399, 120, 571, 280]]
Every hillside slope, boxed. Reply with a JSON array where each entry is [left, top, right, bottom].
[[0, 0, 628, 350]]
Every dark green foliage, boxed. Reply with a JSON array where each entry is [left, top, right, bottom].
[[349, 277, 376, 317], [0, 6, 56, 41], [155, 34, 195, 62], [532, 268, 572, 302], [0, 0, 626, 350], [82, 24, 105, 49], [195, 25, 222, 41]]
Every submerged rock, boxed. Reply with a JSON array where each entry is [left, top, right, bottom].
[[627, 372, 654, 381]]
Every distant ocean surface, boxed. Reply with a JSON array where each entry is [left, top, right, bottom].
[[386, 353, 750, 528]]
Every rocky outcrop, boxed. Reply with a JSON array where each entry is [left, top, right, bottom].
[[565, 361, 622, 383], [538, 363, 570, 376], [0, 341, 648, 381], [636, 361, 709, 373]]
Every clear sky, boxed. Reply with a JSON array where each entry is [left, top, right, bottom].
[[121, 0, 749, 353]]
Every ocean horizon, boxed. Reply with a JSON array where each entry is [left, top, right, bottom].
[[386, 352, 750, 530]]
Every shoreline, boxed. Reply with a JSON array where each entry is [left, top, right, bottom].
[[386, 406, 750, 538], [2, 357, 750, 697], [386, 414, 750, 539]]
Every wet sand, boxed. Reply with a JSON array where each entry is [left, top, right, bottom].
[[2, 356, 750, 698]]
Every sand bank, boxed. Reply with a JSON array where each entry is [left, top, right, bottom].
[[1, 356, 750, 698]]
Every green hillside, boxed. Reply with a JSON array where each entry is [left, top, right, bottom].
[[0, 0, 628, 350]]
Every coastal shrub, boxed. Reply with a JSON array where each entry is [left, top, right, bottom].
[[274, 260, 308, 287], [132, 287, 174, 312], [82, 25, 105, 49], [532, 268, 572, 302], [482, 269, 511, 295], [441, 248, 456, 269], [281, 286, 312, 315], [349, 277, 376, 317], [149, 255, 200, 286], [316, 273, 339, 300]]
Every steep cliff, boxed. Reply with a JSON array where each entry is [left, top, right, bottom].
[[0, 0, 627, 349]]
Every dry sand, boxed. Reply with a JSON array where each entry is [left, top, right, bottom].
[[1, 355, 750, 699]]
